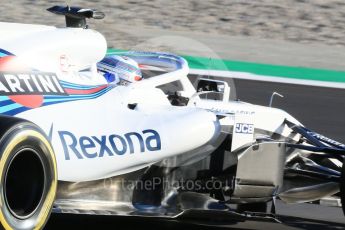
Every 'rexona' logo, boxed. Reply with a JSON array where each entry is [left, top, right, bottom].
[[59, 130, 161, 160]]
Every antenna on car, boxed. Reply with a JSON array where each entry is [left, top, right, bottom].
[[65, 0, 71, 10], [269, 91, 284, 107], [47, 5, 105, 28]]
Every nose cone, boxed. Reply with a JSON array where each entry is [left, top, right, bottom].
[[158, 107, 221, 157]]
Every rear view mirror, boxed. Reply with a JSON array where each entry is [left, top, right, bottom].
[[196, 78, 230, 102], [197, 79, 219, 92]]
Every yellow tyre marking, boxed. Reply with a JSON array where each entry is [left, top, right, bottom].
[[0, 129, 57, 230]]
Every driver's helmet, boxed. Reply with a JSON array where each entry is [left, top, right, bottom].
[[97, 55, 142, 84]]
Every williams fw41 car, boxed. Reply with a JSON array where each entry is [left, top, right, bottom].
[[0, 5, 344, 230]]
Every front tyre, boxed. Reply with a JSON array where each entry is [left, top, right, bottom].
[[0, 119, 57, 230]]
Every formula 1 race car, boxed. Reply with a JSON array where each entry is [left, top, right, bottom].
[[0, 5, 344, 230]]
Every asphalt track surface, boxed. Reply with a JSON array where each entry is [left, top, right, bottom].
[[44, 78, 345, 229], [233, 78, 345, 142]]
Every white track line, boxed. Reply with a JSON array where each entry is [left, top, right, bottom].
[[190, 69, 345, 89]]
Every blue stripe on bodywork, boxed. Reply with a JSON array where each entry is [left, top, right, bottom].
[[0, 103, 23, 114], [0, 100, 15, 107], [3, 106, 30, 116], [44, 86, 113, 102], [60, 81, 105, 89], [0, 48, 13, 56], [1, 85, 114, 116]]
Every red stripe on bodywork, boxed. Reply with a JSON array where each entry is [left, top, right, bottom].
[[9, 95, 43, 108], [64, 85, 108, 95]]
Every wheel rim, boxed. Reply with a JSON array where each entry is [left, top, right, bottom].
[[4, 148, 45, 220]]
